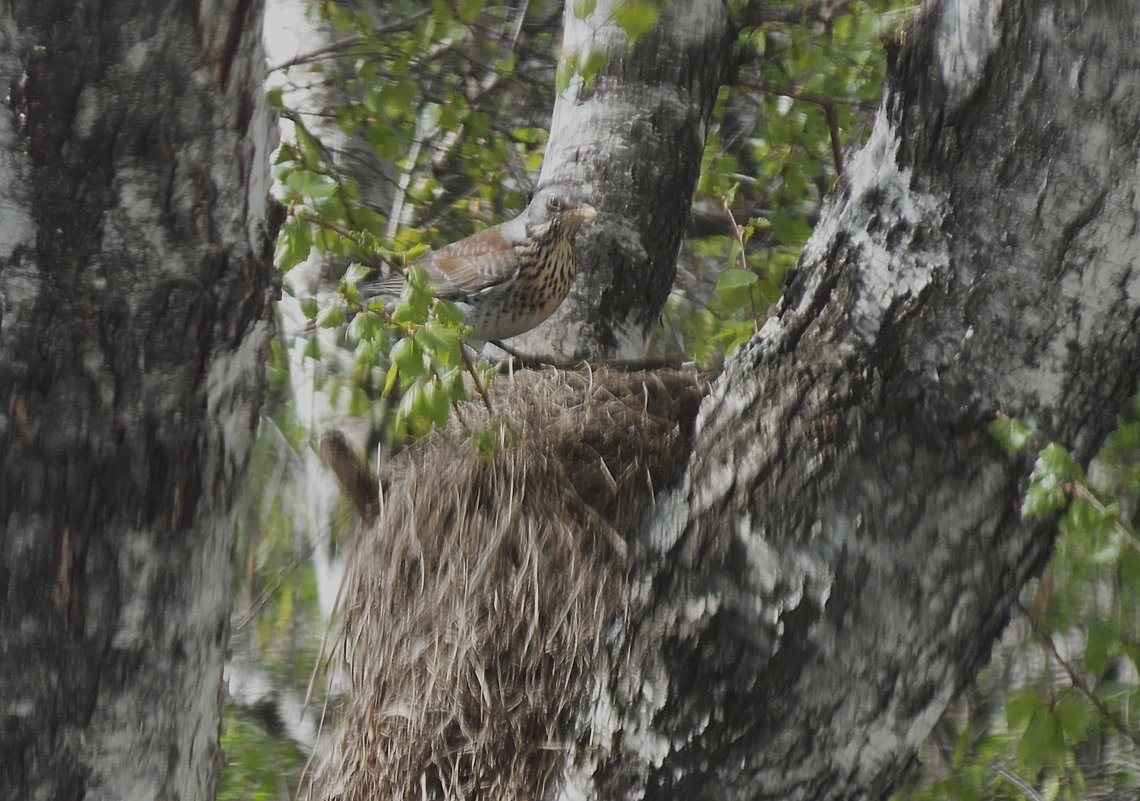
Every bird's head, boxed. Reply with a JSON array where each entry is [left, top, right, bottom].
[[525, 194, 597, 241]]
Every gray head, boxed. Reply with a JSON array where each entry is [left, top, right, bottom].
[[522, 193, 597, 241]]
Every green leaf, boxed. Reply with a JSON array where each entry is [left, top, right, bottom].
[[346, 309, 382, 343], [404, 265, 437, 295], [988, 416, 1034, 453], [380, 79, 417, 119], [1022, 472, 1067, 518], [716, 268, 759, 291], [572, 0, 596, 18], [458, 0, 484, 22], [1083, 618, 1114, 677], [395, 383, 426, 436], [382, 361, 400, 397], [769, 212, 813, 246], [468, 111, 491, 140], [713, 319, 757, 354], [579, 48, 608, 88], [1016, 706, 1063, 771], [417, 321, 462, 367], [1054, 699, 1089, 743], [614, 0, 658, 41], [433, 298, 467, 328], [1064, 496, 1112, 541], [1022, 449, 1071, 518], [1039, 442, 1085, 483], [315, 302, 347, 329], [352, 335, 381, 367], [391, 270, 434, 326], [555, 52, 580, 94], [276, 217, 313, 273], [390, 336, 426, 381], [368, 123, 401, 159], [1005, 688, 1043, 729], [343, 262, 371, 285], [421, 378, 452, 428], [430, 0, 453, 25], [284, 169, 337, 199]]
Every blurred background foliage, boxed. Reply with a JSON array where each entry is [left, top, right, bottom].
[[222, 1, 1140, 798]]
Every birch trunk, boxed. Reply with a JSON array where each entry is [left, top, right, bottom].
[[510, 0, 734, 360], [0, 3, 276, 799], [559, 1, 1140, 798]]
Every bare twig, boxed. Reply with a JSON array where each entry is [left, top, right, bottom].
[[989, 762, 1044, 801], [487, 340, 693, 373], [269, 13, 430, 72], [823, 100, 844, 177], [461, 345, 495, 413]]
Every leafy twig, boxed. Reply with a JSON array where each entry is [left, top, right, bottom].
[[1018, 600, 1140, 752], [1068, 482, 1140, 553]]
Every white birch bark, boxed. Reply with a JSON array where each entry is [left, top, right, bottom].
[[0, 3, 276, 799], [510, 0, 734, 360], [557, 1, 1140, 798]]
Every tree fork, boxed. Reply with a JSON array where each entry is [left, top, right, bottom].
[[570, 2, 1140, 799]]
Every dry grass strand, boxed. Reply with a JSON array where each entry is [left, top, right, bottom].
[[312, 366, 707, 801]]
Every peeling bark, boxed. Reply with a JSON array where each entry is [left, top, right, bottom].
[[557, 1, 1140, 799], [0, 3, 276, 800]]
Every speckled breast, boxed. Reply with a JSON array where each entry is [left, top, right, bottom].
[[463, 239, 578, 340]]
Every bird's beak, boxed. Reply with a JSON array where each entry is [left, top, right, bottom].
[[576, 204, 598, 222]]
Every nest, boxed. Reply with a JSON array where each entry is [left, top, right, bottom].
[[311, 366, 707, 801]]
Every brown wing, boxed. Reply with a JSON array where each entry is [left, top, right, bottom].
[[416, 225, 521, 299], [362, 224, 520, 300]]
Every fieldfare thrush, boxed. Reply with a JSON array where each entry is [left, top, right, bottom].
[[363, 194, 597, 340]]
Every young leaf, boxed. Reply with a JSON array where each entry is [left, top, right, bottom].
[[572, 0, 596, 18], [1053, 699, 1089, 743], [556, 52, 580, 94], [1005, 687, 1043, 730], [390, 335, 426, 383], [315, 302, 347, 329], [614, 1, 659, 41], [716, 268, 759, 291], [988, 416, 1034, 453]]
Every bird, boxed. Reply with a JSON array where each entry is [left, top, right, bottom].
[[361, 194, 597, 341]]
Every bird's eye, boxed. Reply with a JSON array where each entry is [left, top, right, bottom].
[[545, 196, 566, 213]]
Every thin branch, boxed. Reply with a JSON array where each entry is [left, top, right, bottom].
[[1018, 601, 1140, 753], [292, 210, 399, 274], [269, 13, 430, 72], [989, 762, 1044, 801], [505, 0, 531, 56], [488, 340, 695, 373], [738, 80, 870, 109], [461, 346, 495, 413], [738, 81, 861, 176], [1068, 482, 1140, 553], [735, 0, 859, 28], [823, 100, 844, 177]]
